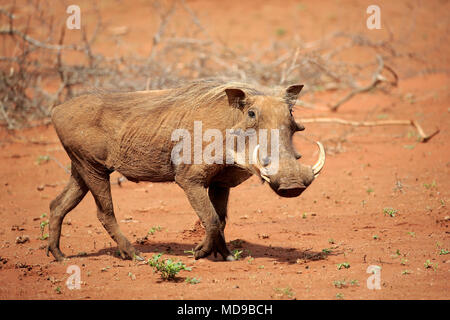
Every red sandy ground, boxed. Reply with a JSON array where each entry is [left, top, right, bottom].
[[0, 0, 449, 299]]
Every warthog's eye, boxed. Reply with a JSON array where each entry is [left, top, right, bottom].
[[248, 110, 256, 118]]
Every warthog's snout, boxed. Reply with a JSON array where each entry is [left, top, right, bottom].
[[253, 141, 325, 198], [270, 165, 314, 198], [275, 183, 307, 198]]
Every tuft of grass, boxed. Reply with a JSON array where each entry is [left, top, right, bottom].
[[39, 220, 49, 240], [55, 286, 62, 294], [275, 28, 286, 37], [274, 287, 294, 299], [402, 270, 411, 275], [439, 249, 449, 255], [147, 253, 191, 280], [423, 180, 437, 189], [147, 226, 162, 235], [383, 207, 397, 217], [424, 259, 438, 271], [366, 187, 374, 195], [333, 279, 359, 288], [337, 262, 350, 270], [335, 293, 344, 299], [184, 249, 195, 257], [36, 155, 50, 165], [232, 249, 243, 261], [185, 277, 201, 284], [407, 231, 416, 237]]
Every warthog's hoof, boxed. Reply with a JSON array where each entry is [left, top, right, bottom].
[[118, 245, 144, 261], [46, 245, 67, 262], [194, 239, 233, 261]]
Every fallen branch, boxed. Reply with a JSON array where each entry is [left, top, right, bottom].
[[300, 118, 439, 142], [329, 55, 398, 112]]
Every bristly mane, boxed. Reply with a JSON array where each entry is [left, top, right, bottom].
[[97, 79, 267, 111], [160, 79, 266, 108]]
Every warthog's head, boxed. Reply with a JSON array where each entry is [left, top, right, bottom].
[[225, 84, 325, 197]]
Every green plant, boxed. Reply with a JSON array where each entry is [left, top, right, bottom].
[[423, 180, 437, 189], [366, 188, 374, 195], [274, 287, 294, 299], [148, 226, 162, 235], [275, 28, 286, 37], [349, 279, 359, 286], [232, 249, 243, 260], [372, 235, 379, 240], [337, 262, 350, 270], [302, 212, 307, 219], [185, 277, 201, 284], [383, 207, 397, 217], [407, 231, 416, 237], [424, 259, 438, 271], [400, 258, 408, 265], [322, 248, 332, 255], [147, 253, 191, 280], [333, 279, 358, 288], [328, 238, 335, 244], [336, 293, 344, 299], [333, 280, 347, 288], [439, 249, 449, 255], [36, 155, 50, 165], [55, 286, 62, 294], [39, 220, 49, 240], [184, 249, 195, 257], [402, 270, 410, 275]]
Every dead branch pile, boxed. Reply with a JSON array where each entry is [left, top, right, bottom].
[[0, 0, 402, 129]]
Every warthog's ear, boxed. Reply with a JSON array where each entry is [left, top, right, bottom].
[[285, 84, 304, 109], [225, 88, 246, 109]]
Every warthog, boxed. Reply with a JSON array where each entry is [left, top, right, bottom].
[[47, 79, 325, 262]]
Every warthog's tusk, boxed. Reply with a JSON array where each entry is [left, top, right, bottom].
[[312, 141, 325, 177], [253, 145, 271, 183]]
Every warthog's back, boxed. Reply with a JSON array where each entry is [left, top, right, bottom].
[[51, 90, 180, 182]]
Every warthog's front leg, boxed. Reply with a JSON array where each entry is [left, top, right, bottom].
[[177, 180, 234, 261]]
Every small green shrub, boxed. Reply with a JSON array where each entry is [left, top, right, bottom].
[[148, 253, 191, 280]]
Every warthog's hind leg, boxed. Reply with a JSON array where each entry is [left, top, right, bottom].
[[47, 166, 88, 261], [75, 164, 144, 261]]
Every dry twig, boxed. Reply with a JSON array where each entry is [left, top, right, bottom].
[[300, 117, 439, 142]]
